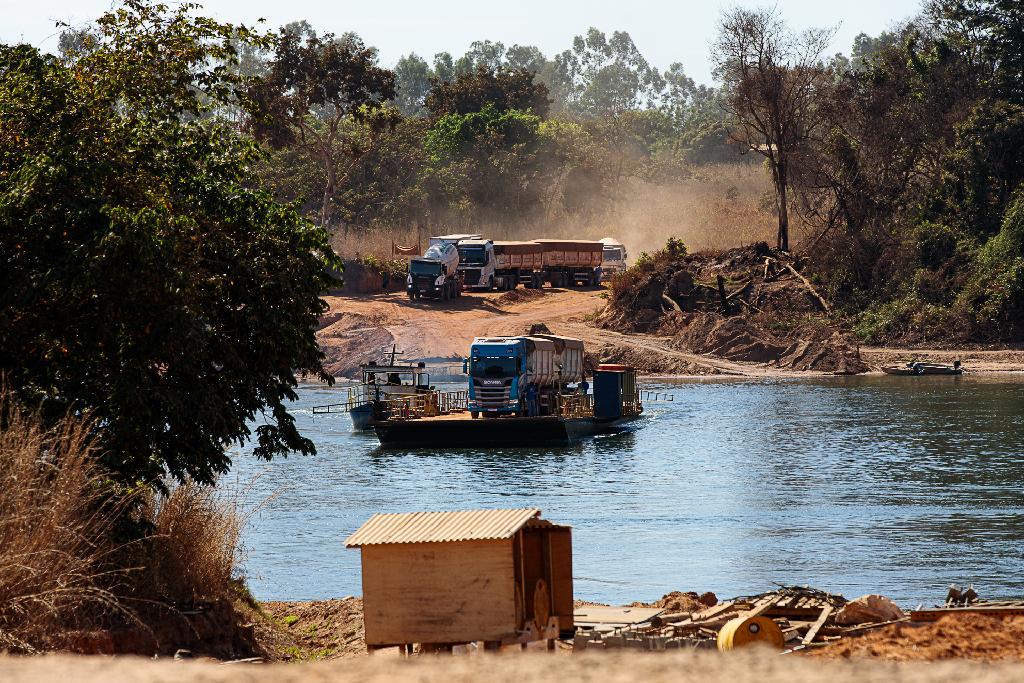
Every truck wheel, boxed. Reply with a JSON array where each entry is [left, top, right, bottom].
[[471, 411, 479, 419], [407, 290, 415, 300]]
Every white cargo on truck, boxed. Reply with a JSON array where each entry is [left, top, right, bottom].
[[407, 240, 462, 301], [430, 233, 481, 248]]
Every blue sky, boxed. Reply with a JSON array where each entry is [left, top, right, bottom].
[[5, 0, 924, 83]]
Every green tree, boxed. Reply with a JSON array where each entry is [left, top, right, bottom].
[[425, 66, 550, 117], [247, 29, 396, 228], [553, 28, 665, 116], [851, 31, 897, 71], [394, 52, 433, 116], [0, 1, 337, 486]]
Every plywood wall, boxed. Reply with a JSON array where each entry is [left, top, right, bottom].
[[361, 539, 516, 645]]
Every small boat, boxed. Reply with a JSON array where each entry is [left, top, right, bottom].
[[881, 360, 963, 376], [313, 346, 436, 430]]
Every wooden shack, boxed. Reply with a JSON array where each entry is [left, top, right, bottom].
[[345, 508, 573, 652]]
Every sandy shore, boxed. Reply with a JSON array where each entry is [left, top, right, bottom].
[[5, 651, 1024, 683]]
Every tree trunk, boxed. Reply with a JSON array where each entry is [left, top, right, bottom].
[[776, 156, 790, 252], [321, 154, 337, 230]]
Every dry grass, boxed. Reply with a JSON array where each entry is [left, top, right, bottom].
[[328, 164, 783, 260], [0, 391, 123, 652], [133, 479, 255, 607]]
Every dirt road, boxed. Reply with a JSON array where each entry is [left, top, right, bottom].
[[316, 287, 1024, 377], [317, 287, 807, 377]]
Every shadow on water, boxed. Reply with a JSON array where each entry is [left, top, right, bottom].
[[231, 376, 1024, 604]]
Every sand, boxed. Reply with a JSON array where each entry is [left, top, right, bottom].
[[4, 650, 1024, 683]]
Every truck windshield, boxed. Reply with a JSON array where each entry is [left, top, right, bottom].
[[458, 246, 487, 265], [471, 357, 517, 378], [410, 260, 441, 276], [603, 247, 623, 260]]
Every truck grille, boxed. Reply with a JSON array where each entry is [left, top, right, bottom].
[[473, 380, 511, 407], [462, 269, 481, 285], [414, 276, 434, 290]]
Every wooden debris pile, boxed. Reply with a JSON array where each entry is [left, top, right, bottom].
[[573, 586, 908, 653]]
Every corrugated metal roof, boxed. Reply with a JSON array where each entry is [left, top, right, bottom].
[[344, 508, 542, 547]]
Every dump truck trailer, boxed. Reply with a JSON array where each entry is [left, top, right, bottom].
[[465, 334, 585, 418], [534, 240, 604, 287], [493, 241, 545, 289]]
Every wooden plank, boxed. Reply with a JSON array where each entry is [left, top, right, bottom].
[[547, 528, 574, 628], [573, 606, 665, 626], [801, 604, 833, 645], [361, 539, 516, 645], [690, 601, 737, 623]]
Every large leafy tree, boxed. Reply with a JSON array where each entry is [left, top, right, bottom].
[[0, 1, 338, 486], [246, 29, 396, 229], [425, 66, 550, 117], [393, 52, 433, 116], [553, 28, 665, 116]]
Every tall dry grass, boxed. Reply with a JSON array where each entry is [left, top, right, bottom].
[[0, 392, 123, 652], [135, 481, 250, 607], [328, 163, 780, 261], [0, 386, 263, 654]]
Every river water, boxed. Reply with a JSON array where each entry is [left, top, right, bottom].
[[229, 375, 1024, 606]]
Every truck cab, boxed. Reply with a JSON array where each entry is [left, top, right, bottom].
[[466, 337, 527, 416], [456, 239, 496, 290], [407, 239, 462, 301], [599, 237, 627, 280]]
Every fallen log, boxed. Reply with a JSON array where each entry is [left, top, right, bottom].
[[783, 263, 830, 313]]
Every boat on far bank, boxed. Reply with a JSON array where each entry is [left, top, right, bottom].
[[882, 360, 963, 376]]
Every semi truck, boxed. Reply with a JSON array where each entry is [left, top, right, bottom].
[[456, 238, 497, 290], [406, 239, 462, 301], [465, 334, 585, 418], [599, 237, 628, 280], [533, 239, 604, 287], [493, 241, 545, 289]]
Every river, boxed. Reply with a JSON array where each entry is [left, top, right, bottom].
[[229, 375, 1024, 606]]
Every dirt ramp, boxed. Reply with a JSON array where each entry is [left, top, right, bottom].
[[601, 243, 868, 374], [316, 312, 395, 378], [662, 312, 868, 374]]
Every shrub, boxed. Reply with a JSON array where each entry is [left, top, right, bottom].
[[0, 391, 125, 652], [130, 481, 249, 607]]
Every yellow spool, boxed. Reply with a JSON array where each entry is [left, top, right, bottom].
[[716, 615, 785, 651]]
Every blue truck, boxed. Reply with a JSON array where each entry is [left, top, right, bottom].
[[464, 335, 584, 418]]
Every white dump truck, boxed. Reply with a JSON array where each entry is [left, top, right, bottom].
[[407, 238, 463, 301], [456, 238, 497, 290], [599, 237, 628, 280]]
